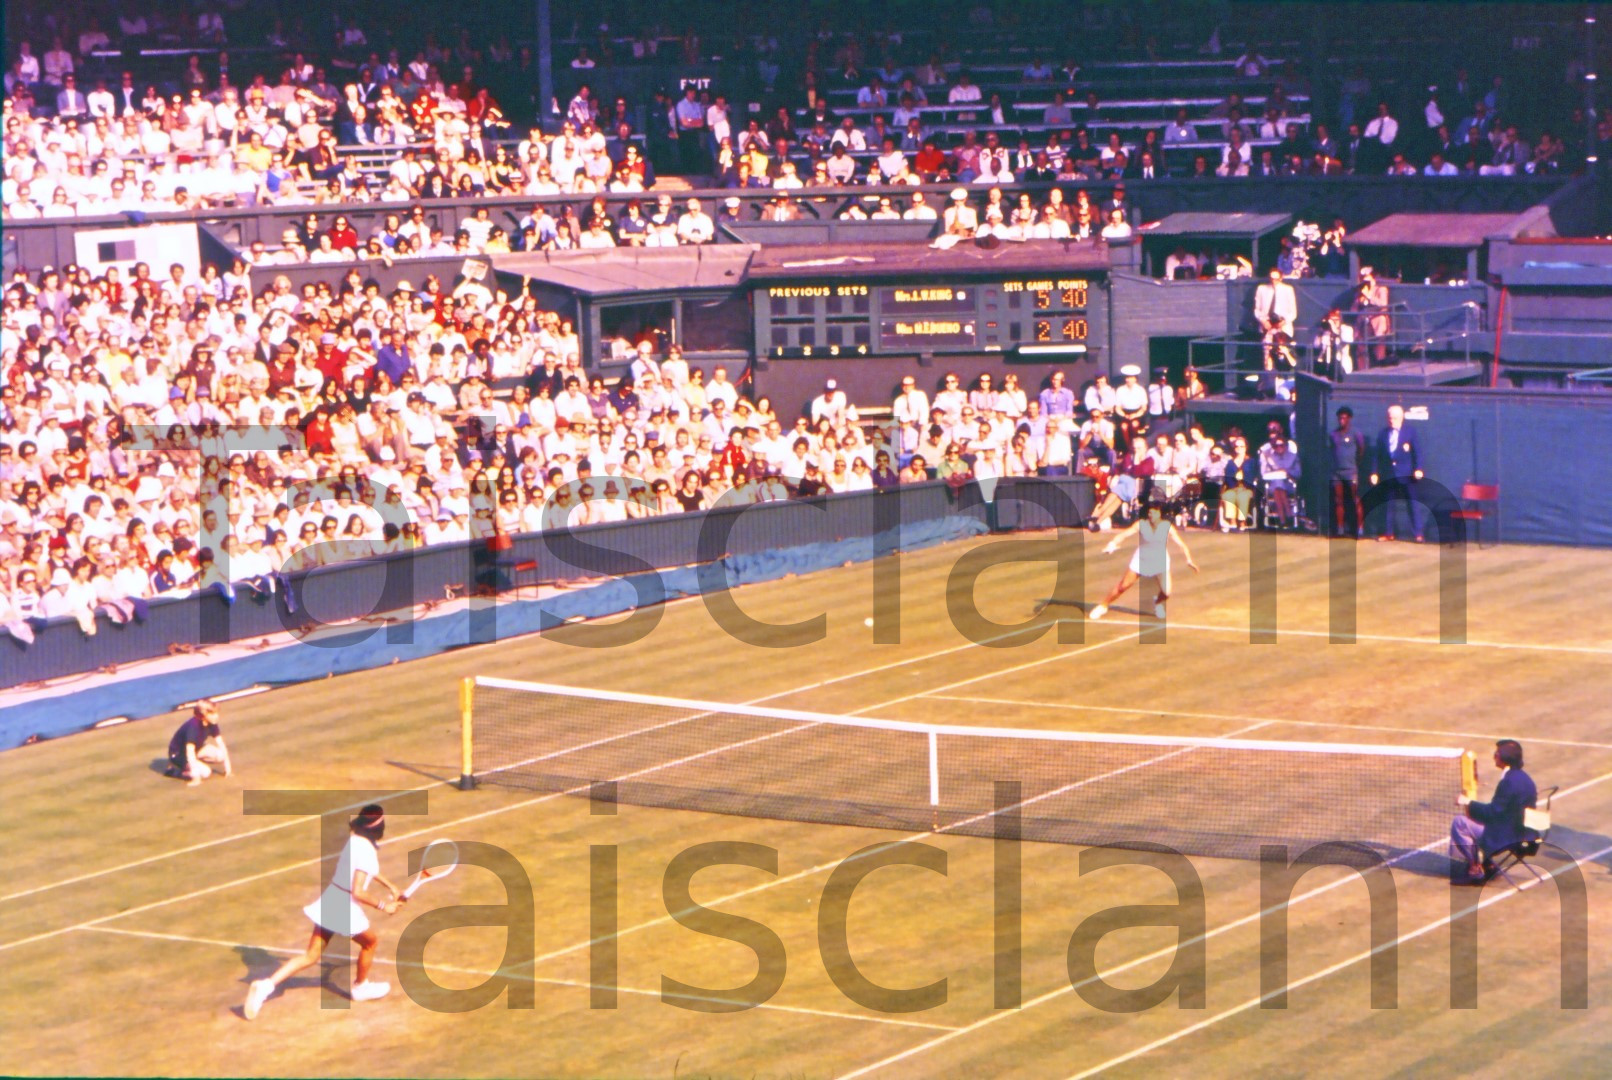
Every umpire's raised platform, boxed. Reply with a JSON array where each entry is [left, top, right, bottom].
[[1341, 359, 1485, 388]]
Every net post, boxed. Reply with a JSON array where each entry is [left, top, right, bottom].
[[928, 730, 940, 831], [1460, 750, 1477, 800], [458, 676, 477, 790]]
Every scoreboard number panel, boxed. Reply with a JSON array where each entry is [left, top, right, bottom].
[[1033, 317, 1089, 342], [879, 318, 978, 350], [764, 276, 1098, 357]]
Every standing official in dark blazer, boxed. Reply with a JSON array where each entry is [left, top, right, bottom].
[[1368, 403, 1425, 541], [115, 72, 140, 115], [1452, 739, 1537, 883]]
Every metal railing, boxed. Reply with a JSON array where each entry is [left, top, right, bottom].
[[1565, 367, 1612, 390], [1, 176, 1573, 272], [1186, 301, 1487, 391]]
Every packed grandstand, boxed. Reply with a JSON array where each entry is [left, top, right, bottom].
[[2, 0, 1608, 663]]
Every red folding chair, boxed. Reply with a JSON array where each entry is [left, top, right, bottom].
[[1451, 482, 1500, 547]]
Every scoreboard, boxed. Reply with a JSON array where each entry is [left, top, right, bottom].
[[758, 275, 1104, 358]]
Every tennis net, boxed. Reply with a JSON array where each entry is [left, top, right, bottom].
[[461, 676, 1472, 863]]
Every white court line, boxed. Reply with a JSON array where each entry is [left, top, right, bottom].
[[16, 604, 1595, 906], [833, 764, 1612, 1080], [77, 925, 956, 1031], [1157, 620, 1612, 656], [1066, 836, 1612, 1079], [508, 673, 1246, 978], [930, 695, 1612, 752], [500, 629, 1148, 971], [0, 788, 428, 904], [0, 613, 1091, 906], [0, 719, 825, 956], [0, 620, 1133, 955], [1, 695, 758, 906]]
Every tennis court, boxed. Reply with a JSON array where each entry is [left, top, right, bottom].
[[2, 531, 1610, 1078]]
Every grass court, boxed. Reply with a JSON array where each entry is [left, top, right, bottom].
[[2, 530, 1610, 1078]]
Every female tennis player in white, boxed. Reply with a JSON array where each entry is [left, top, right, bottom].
[[244, 804, 401, 1019], [1089, 497, 1198, 620]]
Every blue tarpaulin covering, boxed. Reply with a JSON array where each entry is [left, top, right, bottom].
[[0, 515, 987, 749]]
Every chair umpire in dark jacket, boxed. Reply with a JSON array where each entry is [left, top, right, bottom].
[[1452, 739, 1537, 882]]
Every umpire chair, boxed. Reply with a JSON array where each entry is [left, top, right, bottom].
[[1484, 786, 1557, 890]]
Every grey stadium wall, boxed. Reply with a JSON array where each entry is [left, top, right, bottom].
[[1294, 374, 1612, 547]]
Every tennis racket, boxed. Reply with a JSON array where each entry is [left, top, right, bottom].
[[401, 839, 459, 900]]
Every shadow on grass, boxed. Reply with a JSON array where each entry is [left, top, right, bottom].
[[386, 760, 459, 784], [1033, 597, 1166, 621], [235, 945, 281, 983], [1395, 850, 1464, 880], [231, 945, 357, 1017], [1546, 825, 1612, 878]]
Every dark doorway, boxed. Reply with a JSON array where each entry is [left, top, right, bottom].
[[1148, 336, 1195, 386]]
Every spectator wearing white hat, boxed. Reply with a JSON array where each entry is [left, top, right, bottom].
[[811, 380, 848, 428], [1114, 365, 1150, 445], [38, 559, 100, 635], [943, 189, 978, 237]]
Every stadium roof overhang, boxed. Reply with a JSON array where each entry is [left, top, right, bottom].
[[496, 239, 1114, 296], [1349, 212, 1531, 249], [745, 239, 1112, 281], [494, 245, 760, 297], [1139, 212, 1294, 240]]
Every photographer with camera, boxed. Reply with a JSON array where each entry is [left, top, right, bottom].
[[1314, 308, 1355, 379], [1354, 266, 1393, 367], [1253, 268, 1298, 366]]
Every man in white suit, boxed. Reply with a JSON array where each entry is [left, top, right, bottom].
[[1252, 268, 1297, 363]]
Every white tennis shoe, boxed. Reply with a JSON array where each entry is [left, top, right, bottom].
[[243, 978, 272, 1020], [1088, 604, 1107, 621], [351, 980, 391, 1002], [1154, 602, 1167, 619]]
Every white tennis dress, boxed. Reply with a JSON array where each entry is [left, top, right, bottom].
[[1129, 519, 1172, 585], [304, 834, 379, 936]]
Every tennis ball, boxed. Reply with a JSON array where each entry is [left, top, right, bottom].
[[864, 617, 874, 628]]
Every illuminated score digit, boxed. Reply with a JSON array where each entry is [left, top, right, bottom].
[[1035, 320, 1051, 341], [1034, 290, 1051, 310], [1062, 318, 1088, 341], [1062, 285, 1088, 308]]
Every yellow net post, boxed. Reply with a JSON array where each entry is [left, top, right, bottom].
[[459, 676, 476, 790], [1460, 750, 1478, 801]]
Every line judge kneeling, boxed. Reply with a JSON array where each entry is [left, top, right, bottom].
[[165, 700, 231, 786]]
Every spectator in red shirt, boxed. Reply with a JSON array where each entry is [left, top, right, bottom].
[[314, 335, 345, 383], [303, 408, 335, 456], [914, 140, 949, 181], [468, 88, 507, 135], [266, 343, 299, 395], [326, 214, 359, 251]]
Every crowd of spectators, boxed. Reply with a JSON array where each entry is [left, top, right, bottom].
[[0, 82, 661, 220], [0, 236, 1314, 641], [880, 360, 1297, 536], [0, 7, 1593, 642], [4, 3, 1598, 222]]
